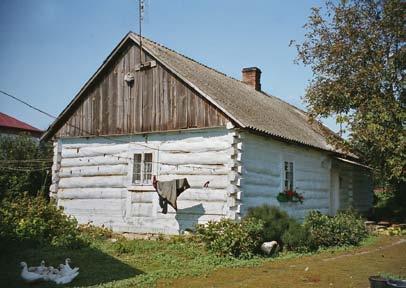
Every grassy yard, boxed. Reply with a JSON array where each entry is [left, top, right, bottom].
[[1, 236, 405, 287]]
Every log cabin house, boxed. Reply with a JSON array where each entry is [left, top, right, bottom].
[[41, 32, 373, 234]]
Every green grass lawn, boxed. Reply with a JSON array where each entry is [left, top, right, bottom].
[[1, 236, 405, 287], [0, 236, 264, 287]]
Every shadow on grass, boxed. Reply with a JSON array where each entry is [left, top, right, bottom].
[[0, 242, 143, 287]]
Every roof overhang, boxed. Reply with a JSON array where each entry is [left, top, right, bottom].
[[335, 157, 371, 170]]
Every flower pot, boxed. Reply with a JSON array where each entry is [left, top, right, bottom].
[[369, 276, 389, 288], [387, 279, 406, 287], [276, 194, 289, 202]]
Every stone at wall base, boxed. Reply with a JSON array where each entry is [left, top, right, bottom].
[[261, 241, 279, 255]]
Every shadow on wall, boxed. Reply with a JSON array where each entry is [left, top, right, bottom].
[[2, 244, 143, 288], [175, 203, 206, 233]]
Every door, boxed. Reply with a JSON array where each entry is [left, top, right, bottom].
[[330, 170, 340, 215]]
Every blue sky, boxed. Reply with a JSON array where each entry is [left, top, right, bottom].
[[0, 0, 338, 132]]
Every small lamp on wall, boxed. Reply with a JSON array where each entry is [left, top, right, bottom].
[[124, 72, 134, 86]]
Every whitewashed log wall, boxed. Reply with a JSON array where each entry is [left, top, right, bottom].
[[51, 126, 372, 234], [50, 139, 62, 200], [239, 132, 331, 220], [52, 127, 241, 234]]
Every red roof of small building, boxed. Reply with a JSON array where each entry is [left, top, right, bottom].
[[0, 112, 41, 132]]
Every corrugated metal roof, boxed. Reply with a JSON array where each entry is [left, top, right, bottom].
[[0, 112, 41, 132], [130, 33, 347, 154]]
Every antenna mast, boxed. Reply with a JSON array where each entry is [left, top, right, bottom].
[[139, 0, 144, 64]]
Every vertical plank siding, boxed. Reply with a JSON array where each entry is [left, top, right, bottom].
[[56, 43, 228, 138]]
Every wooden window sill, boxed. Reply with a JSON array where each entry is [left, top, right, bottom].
[[127, 185, 155, 192]]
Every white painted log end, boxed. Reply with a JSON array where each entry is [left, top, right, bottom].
[[230, 204, 241, 214], [236, 152, 242, 162], [236, 142, 243, 150], [236, 165, 242, 174], [226, 122, 235, 129]]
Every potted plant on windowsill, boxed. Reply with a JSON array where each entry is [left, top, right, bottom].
[[277, 189, 304, 204]]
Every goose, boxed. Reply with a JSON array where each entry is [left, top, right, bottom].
[[52, 271, 79, 285], [48, 266, 63, 275], [28, 260, 46, 274], [43, 272, 59, 282], [60, 258, 79, 276], [65, 258, 73, 270], [43, 266, 61, 277], [59, 263, 79, 276], [42, 265, 64, 281], [20, 262, 46, 282]]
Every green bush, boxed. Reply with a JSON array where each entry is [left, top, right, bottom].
[[246, 205, 296, 244], [281, 222, 314, 253], [195, 218, 264, 258], [304, 210, 368, 248], [0, 193, 85, 248], [0, 135, 52, 199]]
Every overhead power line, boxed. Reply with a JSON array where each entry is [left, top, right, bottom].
[[0, 89, 162, 151], [0, 166, 51, 172], [0, 159, 53, 163], [0, 89, 57, 119], [0, 89, 233, 172]]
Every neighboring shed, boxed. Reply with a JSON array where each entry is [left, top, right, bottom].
[[42, 32, 373, 234], [0, 112, 43, 138]]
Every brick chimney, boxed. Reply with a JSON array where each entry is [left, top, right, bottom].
[[242, 67, 261, 91]]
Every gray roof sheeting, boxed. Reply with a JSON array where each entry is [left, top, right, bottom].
[[132, 33, 343, 154]]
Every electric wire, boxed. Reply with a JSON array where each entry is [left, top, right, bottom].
[[1, 89, 190, 152], [0, 166, 51, 172], [0, 89, 234, 173]]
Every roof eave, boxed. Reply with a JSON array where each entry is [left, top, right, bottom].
[[245, 126, 361, 161], [335, 157, 372, 170]]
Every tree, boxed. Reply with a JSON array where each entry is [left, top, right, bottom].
[[292, 0, 405, 189], [0, 135, 52, 198]]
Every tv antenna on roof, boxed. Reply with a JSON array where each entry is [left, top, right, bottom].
[[139, 0, 144, 64]]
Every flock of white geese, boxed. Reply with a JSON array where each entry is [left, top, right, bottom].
[[20, 258, 79, 284]]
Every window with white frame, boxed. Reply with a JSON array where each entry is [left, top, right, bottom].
[[284, 161, 294, 191], [132, 152, 153, 185]]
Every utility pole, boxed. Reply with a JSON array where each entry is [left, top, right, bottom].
[[139, 0, 144, 64]]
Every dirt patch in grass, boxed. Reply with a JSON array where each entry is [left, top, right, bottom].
[[159, 236, 406, 288]]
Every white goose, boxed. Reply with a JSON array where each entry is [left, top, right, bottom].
[[42, 266, 62, 279], [60, 258, 79, 275], [48, 266, 63, 275], [28, 260, 46, 274], [53, 271, 79, 285], [20, 262, 46, 282]]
